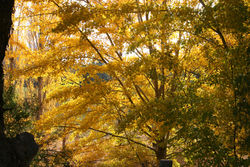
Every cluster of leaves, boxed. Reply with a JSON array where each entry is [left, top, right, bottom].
[[3, 86, 35, 138]]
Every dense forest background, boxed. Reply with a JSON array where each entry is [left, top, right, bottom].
[[2, 0, 249, 166]]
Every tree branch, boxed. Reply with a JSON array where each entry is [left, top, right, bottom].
[[89, 127, 155, 151], [198, 0, 228, 49]]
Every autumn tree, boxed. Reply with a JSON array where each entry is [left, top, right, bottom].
[[173, 0, 249, 165], [13, 0, 249, 166]]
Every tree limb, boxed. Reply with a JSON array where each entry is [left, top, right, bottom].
[[89, 127, 155, 151]]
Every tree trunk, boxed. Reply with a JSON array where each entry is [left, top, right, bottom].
[[36, 76, 43, 120], [153, 139, 167, 163], [155, 145, 167, 162], [0, 0, 15, 138], [0, 1, 39, 166]]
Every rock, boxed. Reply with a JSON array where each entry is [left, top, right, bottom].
[[0, 132, 38, 167]]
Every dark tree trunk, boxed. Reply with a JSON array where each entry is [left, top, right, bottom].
[[153, 139, 167, 164], [0, 0, 15, 138], [0, 1, 39, 166], [36, 77, 43, 120], [155, 145, 167, 162]]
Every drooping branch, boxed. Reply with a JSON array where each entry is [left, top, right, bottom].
[[55, 125, 155, 151]]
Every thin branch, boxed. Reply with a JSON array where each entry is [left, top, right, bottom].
[[106, 33, 123, 61], [89, 127, 155, 151], [136, 84, 149, 102], [135, 0, 143, 23], [116, 76, 135, 106], [198, 0, 228, 49], [214, 28, 228, 49], [134, 84, 146, 103], [51, 0, 61, 8], [62, 73, 82, 87], [78, 28, 108, 63], [16, 12, 56, 19], [199, 0, 206, 7], [140, 128, 153, 139]]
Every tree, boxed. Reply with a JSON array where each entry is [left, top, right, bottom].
[[17, 0, 199, 165], [14, 0, 249, 166], [0, 0, 38, 166], [176, 0, 249, 165], [0, 0, 15, 138]]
